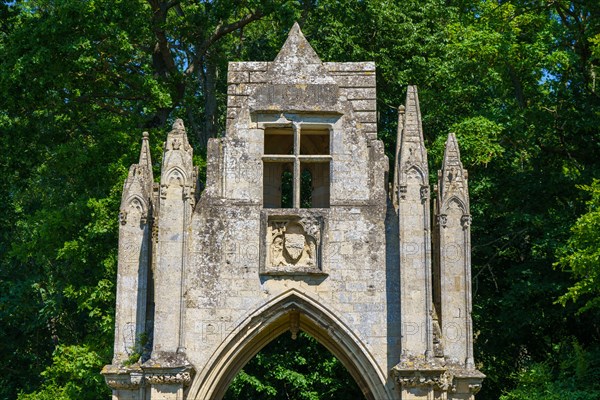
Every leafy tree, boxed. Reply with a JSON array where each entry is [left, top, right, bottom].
[[0, 0, 158, 397], [558, 180, 600, 313], [500, 340, 600, 400]]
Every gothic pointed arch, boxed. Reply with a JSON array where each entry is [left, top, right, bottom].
[[165, 166, 189, 187], [404, 164, 426, 185], [124, 194, 148, 214], [439, 195, 468, 215], [187, 289, 390, 400]]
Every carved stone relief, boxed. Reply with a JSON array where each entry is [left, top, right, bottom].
[[120, 197, 146, 226], [145, 371, 193, 386], [270, 221, 317, 267], [103, 368, 193, 391], [261, 212, 324, 275]]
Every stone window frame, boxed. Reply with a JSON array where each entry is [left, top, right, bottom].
[[261, 120, 332, 208]]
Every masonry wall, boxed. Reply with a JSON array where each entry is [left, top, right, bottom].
[[181, 57, 400, 397]]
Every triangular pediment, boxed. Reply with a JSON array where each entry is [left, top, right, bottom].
[[274, 22, 322, 65], [268, 22, 335, 85]]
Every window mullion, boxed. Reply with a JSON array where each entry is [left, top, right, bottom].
[[293, 123, 301, 208]]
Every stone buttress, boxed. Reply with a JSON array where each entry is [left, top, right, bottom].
[[432, 133, 485, 398], [102, 133, 153, 395], [103, 23, 483, 400], [396, 86, 434, 361], [141, 119, 198, 396]]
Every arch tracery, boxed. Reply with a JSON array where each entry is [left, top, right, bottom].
[[187, 289, 389, 400]]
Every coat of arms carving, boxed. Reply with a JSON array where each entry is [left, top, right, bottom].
[[262, 213, 323, 274]]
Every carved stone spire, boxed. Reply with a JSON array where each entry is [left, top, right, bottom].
[[396, 85, 434, 363], [397, 85, 428, 187], [112, 132, 154, 367], [119, 132, 154, 225], [152, 119, 197, 362], [159, 119, 195, 202], [138, 131, 153, 174], [435, 132, 474, 370]]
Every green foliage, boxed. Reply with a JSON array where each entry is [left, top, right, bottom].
[[18, 345, 110, 400], [500, 341, 600, 400], [224, 332, 364, 400], [123, 332, 149, 367], [558, 180, 600, 312], [429, 117, 504, 167]]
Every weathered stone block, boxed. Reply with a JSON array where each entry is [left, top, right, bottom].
[[354, 111, 378, 123], [351, 99, 377, 111], [332, 73, 377, 88], [227, 70, 249, 84], [229, 61, 269, 72], [340, 87, 377, 100]]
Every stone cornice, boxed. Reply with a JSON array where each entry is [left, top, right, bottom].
[[447, 367, 486, 395], [392, 367, 450, 391], [101, 365, 144, 390], [141, 363, 195, 387], [392, 362, 486, 395], [101, 363, 195, 390]]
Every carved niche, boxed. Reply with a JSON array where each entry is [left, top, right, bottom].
[[260, 211, 325, 275]]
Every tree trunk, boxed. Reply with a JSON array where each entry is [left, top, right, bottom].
[[200, 54, 218, 148]]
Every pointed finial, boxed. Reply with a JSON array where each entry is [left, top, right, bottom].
[[397, 85, 428, 184], [443, 132, 462, 169], [172, 118, 185, 131], [403, 86, 423, 139], [273, 22, 322, 65], [398, 86, 427, 165], [138, 131, 153, 171], [447, 132, 458, 146], [438, 132, 468, 209], [291, 21, 301, 34], [165, 118, 191, 153], [120, 130, 154, 212]]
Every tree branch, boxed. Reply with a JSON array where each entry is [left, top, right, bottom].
[[147, 0, 179, 77], [186, 10, 264, 75]]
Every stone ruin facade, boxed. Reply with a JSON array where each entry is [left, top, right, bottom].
[[102, 23, 484, 399]]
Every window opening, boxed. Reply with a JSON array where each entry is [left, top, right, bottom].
[[264, 127, 293, 155], [306, 161, 330, 208], [281, 169, 293, 208], [300, 169, 312, 208], [263, 162, 293, 208], [263, 124, 331, 208], [300, 128, 330, 155]]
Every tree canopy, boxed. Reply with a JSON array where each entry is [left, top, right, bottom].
[[0, 0, 599, 399]]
